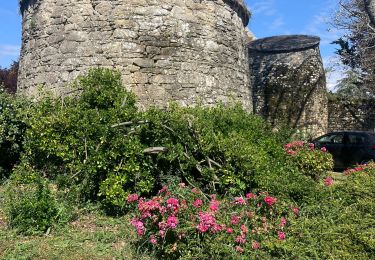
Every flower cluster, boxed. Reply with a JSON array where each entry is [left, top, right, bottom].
[[283, 140, 334, 181], [128, 183, 299, 257], [343, 164, 370, 176], [284, 141, 305, 156], [284, 141, 328, 156]]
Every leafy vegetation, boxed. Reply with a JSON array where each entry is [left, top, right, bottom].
[[0, 68, 372, 259], [20, 69, 318, 212], [129, 182, 299, 259], [0, 88, 27, 179]]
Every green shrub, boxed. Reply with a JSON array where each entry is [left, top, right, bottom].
[[24, 69, 145, 206], [4, 165, 66, 235], [276, 163, 375, 259], [139, 105, 318, 202], [22, 68, 321, 211], [0, 89, 27, 179], [284, 141, 333, 181]]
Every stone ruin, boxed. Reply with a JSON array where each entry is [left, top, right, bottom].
[[18, 0, 372, 137], [18, 0, 252, 110], [248, 35, 328, 137]]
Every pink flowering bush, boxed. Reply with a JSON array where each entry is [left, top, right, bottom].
[[284, 141, 333, 181], [128, 183, 299, 258], [343, 162, 374, 176]]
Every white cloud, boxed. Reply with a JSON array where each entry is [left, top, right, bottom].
[[269, 16, 285, 30], [302, 0, 341, 47], [0, 44, 20, 57], [251, 0, 277, 16]]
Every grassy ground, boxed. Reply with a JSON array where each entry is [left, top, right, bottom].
[[0, 185, 152, 260]]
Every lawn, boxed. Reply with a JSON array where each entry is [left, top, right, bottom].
[[0, 185, 151, 260]]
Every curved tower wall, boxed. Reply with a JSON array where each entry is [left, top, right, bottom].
[[18, 0, 252, 110], [249, 35, 328, 138]]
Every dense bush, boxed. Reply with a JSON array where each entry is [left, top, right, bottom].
[[23, 69, 143, 205], [0, 89, 27, 179], [278, 163, 375, 258], [284, 141, 333, 181], [20, 68, 320, 211], [3, 164, 69, 235], [129, 181, 299, 259]]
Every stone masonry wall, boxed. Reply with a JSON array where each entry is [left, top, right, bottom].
[[18, 0, 252, 110], [328, 98, 375, 132], [248, 35, 328, 138]]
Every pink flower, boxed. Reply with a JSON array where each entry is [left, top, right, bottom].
[[287, 149, 297, 156], [192, 198, 203, 208], [191, 188, 200, 194], [321, 147, 327, 152], [235, 234, 246, 244], [292, 207, 299, 216], [284, 141, 304, 150], [235, 246, 244, 253], [159, 206, 167, 215], [212, 223, 222, 233], [241, 224, 249, 234], [278, 231, 286, 240], [227, 228, 233, 234], [127, 193, 139, 203], [138, 199, 160, 213], [158, 185, 168, 194], [234, 197, 246, 205], [246, 192, 257, 200], [131, 218, 145, 236], [158, 221, 167, 231], [178, 182, 186, 188], [252, 241, 260, 250], [209, 199, 219, 212], [181, 199, 187, 209], [264, 196, 277, 206], [159, 229, 166, 238], [167, 215, 179, 229], [149, 235, 157, 245], [324, 177, 334, 186], [196, 212, 217, 233], [308, 143, 315, 150], [141, 211, 152, 219], [280, 217, 287, 227], [231, 215, 241, 225], [166, 198, 180, 212]]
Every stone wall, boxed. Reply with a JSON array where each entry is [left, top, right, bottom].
[[328, 98, 375, 132], [248, 35, 328, 138], [18, 0, 252, 110]]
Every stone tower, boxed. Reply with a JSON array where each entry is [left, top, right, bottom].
[[18, 0, 252, 110], [248, 35, 328, 138]]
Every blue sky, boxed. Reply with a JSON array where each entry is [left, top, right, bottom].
[[0, 0, 342, 87]]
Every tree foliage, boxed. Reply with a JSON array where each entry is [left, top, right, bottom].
[[0, 61, 18, 94], [333, 0, 375, 96]]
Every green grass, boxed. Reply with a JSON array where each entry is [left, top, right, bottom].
[[0, 185, 152, 260]]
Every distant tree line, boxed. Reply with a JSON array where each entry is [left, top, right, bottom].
[[0, 61, 19, 94]]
